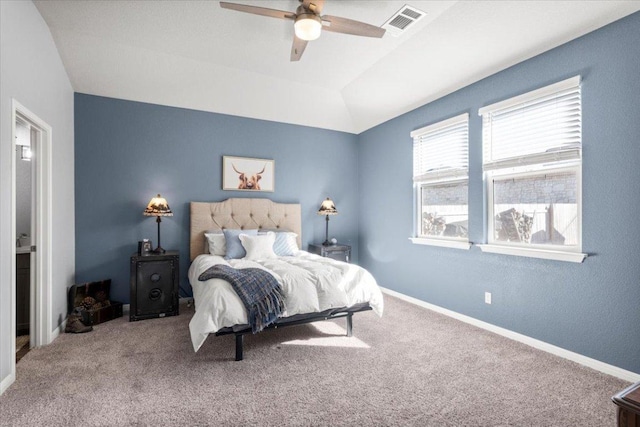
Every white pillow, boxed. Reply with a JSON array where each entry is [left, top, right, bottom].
[[239, 232, 277, 260], [205, 232, 226, 256]]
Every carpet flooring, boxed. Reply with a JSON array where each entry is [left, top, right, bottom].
[[15, 335, 30, 363], [0, 294, 629, 426]]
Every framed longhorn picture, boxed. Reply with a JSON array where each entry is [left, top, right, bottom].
[[223, 156, 275, 192]]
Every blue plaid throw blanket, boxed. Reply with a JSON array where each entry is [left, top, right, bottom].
[[198, 265, 285, 334]]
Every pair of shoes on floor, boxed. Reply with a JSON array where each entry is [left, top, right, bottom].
[[65, 313, 93, 334]]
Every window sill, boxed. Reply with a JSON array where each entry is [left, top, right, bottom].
[[409, 237, 471, 250], [477, 244, 587, 263]]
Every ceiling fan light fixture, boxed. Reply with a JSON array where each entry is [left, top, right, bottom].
[[220, 1, 386, 61], [294, 14, 322, 41]]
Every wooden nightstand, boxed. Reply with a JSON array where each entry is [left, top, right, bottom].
[[130, 251, 179, 321], [308, 243, 351, 263], [613, 381, 640, 427]]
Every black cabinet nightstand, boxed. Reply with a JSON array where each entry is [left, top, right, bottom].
[[308, 243, 351, 263], [130, 251, 179, 321]]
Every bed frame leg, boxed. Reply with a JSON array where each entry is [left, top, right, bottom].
[[235, 334, 243, 361], [346, 313, 353, 337]]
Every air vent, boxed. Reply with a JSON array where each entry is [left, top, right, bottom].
[[382, 5, 426, 37]]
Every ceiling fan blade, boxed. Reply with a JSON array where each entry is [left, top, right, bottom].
[[302, 0, 325, 14], [321, 15, 385, 38], [290, 35, 308, 62], [220, 2, 295, 20]]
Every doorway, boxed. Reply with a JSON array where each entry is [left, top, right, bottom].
[[14, 115, 35, 362], [11, 100, 53, 368]]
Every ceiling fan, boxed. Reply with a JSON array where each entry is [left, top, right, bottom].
[[220, 0, 386, 61]]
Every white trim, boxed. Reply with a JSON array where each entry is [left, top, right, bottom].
[[13, 99, 54, 348], [478, 76, 581, 116], [482, 149, 581, 172], [0, 372, 15, 395], [410, 112, 469, 138], [51, 318, 66, 341], [380, 287, 640, 382], [409, 237, 471, 250], [413, 170, 468, 183], [478, 244, 587, 263], [7, 100, 54, 396], [9, 106, 18, 391]]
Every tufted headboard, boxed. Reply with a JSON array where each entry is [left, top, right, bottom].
[[190, 198, 302, 261]]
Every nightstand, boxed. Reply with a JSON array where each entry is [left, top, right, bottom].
[[130, 251, 179, 321], [612, 381, 640, 427], [308, 243, 351, 263]]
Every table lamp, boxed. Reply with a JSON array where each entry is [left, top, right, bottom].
[[317, 197, 338, 246], [143, 194, 173, 254]]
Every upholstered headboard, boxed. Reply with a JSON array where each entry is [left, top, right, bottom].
[[190, 198, 302, 261]]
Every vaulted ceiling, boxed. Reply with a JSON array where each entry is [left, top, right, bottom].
[[35, 1, 640, 134]]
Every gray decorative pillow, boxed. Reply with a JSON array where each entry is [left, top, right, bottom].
[[223, 229, 258, 260]]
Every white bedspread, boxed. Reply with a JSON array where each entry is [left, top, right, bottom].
[[188, 251, 384, 352]]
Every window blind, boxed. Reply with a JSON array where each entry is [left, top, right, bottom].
[[480, 76, 581, 171], [411, 113, 468, 182]]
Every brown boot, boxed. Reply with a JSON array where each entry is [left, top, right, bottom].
[[65, 313, 93, 333]]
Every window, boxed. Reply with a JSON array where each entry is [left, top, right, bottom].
[[411, 113, 469, 249], [479, 76, 586, 262]]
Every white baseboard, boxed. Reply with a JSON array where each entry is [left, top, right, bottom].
[[51, 319, 66, 341], [1, 319, 66, 396], [381, 287, 640, 383], [0, 372, 15, 395]]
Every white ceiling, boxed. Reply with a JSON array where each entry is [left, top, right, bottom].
[[34, 1, 640, 134]]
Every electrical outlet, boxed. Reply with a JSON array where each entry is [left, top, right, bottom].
[[484, 292, 492, 305]]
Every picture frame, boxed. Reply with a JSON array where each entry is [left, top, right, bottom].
[[139, 239, 152, 256], [223, 156, 274, 192]]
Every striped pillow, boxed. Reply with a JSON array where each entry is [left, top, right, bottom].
[[272, 232, 298, 256]]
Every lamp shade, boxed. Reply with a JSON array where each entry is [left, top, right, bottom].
[[294, 14, 322, 41], [317, 197, 338, 215], [143, 194, 173, 217]]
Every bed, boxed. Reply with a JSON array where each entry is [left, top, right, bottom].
[[188, 198, 384, 360]]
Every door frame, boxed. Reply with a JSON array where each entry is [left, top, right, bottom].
[[10, 99, 53, 366]]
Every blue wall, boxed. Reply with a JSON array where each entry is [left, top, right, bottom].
[[357, 12, 640, 374], [75, 96, 359, 303], [75, 13, 640, 374]]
